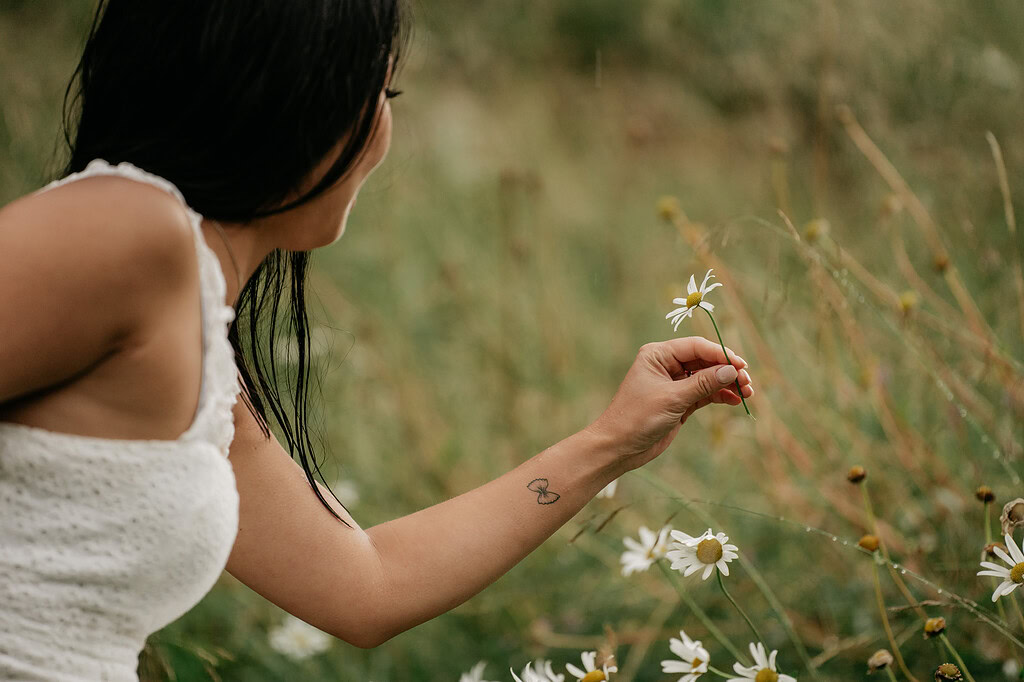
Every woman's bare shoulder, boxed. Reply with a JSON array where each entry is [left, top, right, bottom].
[[0, 175, 199, 406]]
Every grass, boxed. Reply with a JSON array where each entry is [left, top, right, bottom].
[[3, 1, 1024, 680]]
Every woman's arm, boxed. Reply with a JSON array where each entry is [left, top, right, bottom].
[[225, 337, 751, 648]]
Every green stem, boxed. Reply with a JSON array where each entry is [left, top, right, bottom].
[[885, 666, 899, 682], [707, 664, 734, 679], [656, 560, 750, 665], [872, 561, 921, 682], [985, 500, 992, 546], [703, 308, 754, 419], [717, 568, 764, 645], [939, 633, 977, 682]]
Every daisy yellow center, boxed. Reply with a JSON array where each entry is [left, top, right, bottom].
[[580, 672, 607, 682], [691, 657, 704, 668], [685, 292, 703, 308], [696, 538, 723, 564], [755, 670, 779, 682], [1011, 563, 1024, 584]]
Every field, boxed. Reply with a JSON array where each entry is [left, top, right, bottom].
[[3, 1, 1024, 680]]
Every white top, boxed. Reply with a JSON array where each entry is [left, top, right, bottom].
[[0, 159, 242, 681]]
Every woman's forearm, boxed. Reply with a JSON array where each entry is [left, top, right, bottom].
[[365, 427, 620, 644]]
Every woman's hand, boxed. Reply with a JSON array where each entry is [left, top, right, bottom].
[[585, 336, 753, 476]]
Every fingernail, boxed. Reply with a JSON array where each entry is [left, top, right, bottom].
[[716, 365, 738, 384], [740, 369, 750, 383]]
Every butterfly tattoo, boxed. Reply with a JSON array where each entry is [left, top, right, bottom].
[[527, 478, 560, 505]]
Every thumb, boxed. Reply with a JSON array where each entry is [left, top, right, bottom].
[[675, 364, 737, 408]]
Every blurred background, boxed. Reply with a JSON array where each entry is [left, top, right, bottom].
[[3, 0, 1024, 679]]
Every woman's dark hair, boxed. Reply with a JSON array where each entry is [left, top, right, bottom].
[[59, 0, 409, 527]]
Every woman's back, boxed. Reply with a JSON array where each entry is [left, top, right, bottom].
[[0, 160, 242, 681]]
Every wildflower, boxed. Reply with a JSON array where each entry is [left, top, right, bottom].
[[867, 649, 894, 673], [596, 479, 619, 499], [934, 663, 963, 681], [621, 525, 671, 577], [858, 535, 880, 552], [923, 617, 946, 639], [658, 196, 682, 222], [665, 269, 722, 332], [660, 629, 710, 681], [512, 660, 565, 682], [976, 486, 995, 503], [727, 642, 796, 682], [667, 528, 739, 581], [267, 614, 332, 660], [565, 651, 617, 681], [1000, 498, 1024, 536], [978, 533, 1024, 602], [459, 661, 499, 682], [847, 466, 867, 484]]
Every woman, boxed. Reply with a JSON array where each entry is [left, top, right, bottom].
[[0, 1, 753, 679]]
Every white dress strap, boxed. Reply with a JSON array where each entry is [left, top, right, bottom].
[[32, 159, 240, 454]]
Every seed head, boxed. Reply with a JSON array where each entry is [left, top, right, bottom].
[[847, 466, 867, 484], [1000, 499, 1024, 537], [923, 617, 946, 639], [934, 662, 963, 681], [657, 196, 681, 223], [858, 535, 880, 552], [867, 649, 894, 672], [975, 486, 995, 503], [933, 254, 950, 273]]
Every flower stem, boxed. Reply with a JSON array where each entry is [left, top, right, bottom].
[[703, 308, 754, 419], [982, 502, 1016, 655], [707, 664, 734, 679], [939, 633, 977, 682], [656, 560, 750, 666], [885, 667, 899, 682], [716, 568, 764, 645], [871, 560, 921, 682]]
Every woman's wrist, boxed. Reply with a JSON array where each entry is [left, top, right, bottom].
[[573, 422, 629, 488]]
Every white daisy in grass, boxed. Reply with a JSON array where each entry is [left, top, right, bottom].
[[596, 478, 619, 499], [978, 533, 1024, 602], [665, 269, 722, 331], [267, 614, 332, 660], [459, 661, 499, 682], [621, 525, 672, 576], [661, 629, 710, 681], [727, 642, 796, 682], [667, 528, 739, 580], [511, 660, 565, 682], [565, 651, 617, 681]]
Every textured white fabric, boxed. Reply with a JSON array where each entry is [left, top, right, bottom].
[[0, 159, 242, 680]]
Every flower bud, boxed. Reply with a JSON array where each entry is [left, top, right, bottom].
[[934, 662, 963, 680], [804, 219, 829, 244], [867, 649, 894, 672], [858, 535, 880, 552], [983, 541, 1007, 560], [923, 617, 946, 639], [975, 486, 995, 503], [880, 194, 903, 219], [847, 466, 867, 484], [657, 196, 681, 223], [934, 254, 950, 273], [898, 290, 918, 315]]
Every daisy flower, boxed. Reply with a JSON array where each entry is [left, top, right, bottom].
[[566, 651, 617, 681], [667, 528, 739, 580], [665, 269, 722, 331], [511, 660, 566, 682], [267, 614, 332, 660], [661, 629, 710, 681], [459, 661, 499, 682], [596, 478, 619, 499], [978, 533, 1024, 602], [727, 642, 796, 682], [621, 525, 672, 576]]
